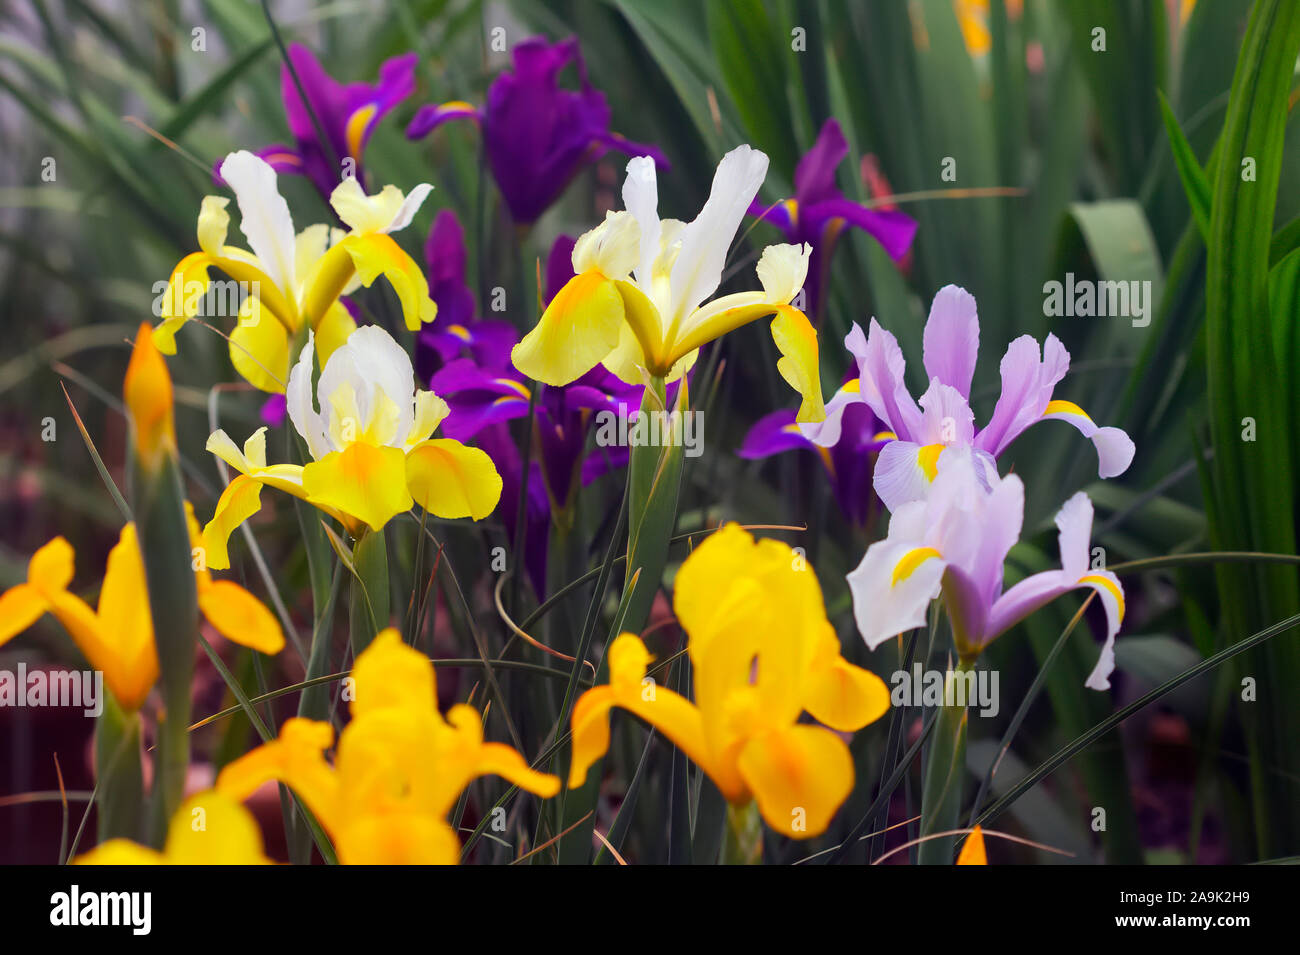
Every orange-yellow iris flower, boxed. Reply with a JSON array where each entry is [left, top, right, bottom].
[[0, 508, 284, 712], [569, 523, 890, 839], [216, 629, 560, 864]]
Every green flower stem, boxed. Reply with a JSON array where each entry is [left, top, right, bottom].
[[131, 451, 198, 847], [722, 801, 763, 865], [620, 376, 686, 637], [94, 694, 144, 843], [349, 527, 390, 655], [917, 659, 972, 865]]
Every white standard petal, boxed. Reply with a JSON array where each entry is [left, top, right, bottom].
[[219, 150, 298, 296], [385, 183, 434, 234], [571, 210, 640, 279], [317, 324, 416, 447], [668, 144, 769, 322], [286, 333, 330, 459], [621, 156, 661, 289]]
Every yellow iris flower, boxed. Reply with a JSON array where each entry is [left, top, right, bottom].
[[153, 151, 436, 395], [569, 524, 890, 838], [216, 629, 561, 864], [512, 148, 826, 423], [201, 323, 502, 566], [0, 507, 284, 712], [75, 790, 274, 864]]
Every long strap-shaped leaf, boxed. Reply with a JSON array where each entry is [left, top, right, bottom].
[[1202, 0, 1300, 855], [970, 612, 1300, 841]]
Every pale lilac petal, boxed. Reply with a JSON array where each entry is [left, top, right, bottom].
[[922, 285, 979, 398], [916, 377, 975, 445], [984, 569, 1075, 644], [967, 470, 1024, 607], [799, 381, 867, 448], [848, 536, 946, 650], [872, 440, 929, 512], [861, 318, 922, 441], [974, 334, 1069, 456], [1054, 491, 1094, 580], [1042, 407, 1136, 479], [1082, 569, 1125, 690]]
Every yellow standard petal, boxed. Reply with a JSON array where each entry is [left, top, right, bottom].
[[350, 627, 439, 717], [405, 439, 502, 521], [217, 717, 341, 837], [155, 790, 274, 864], [73, 840, 165, 865], [302, 442, 414, 532]]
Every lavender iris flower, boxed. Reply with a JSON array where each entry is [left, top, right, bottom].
[[849, 448, 1126, 690], [415, 210, 517, 382], [420, 232, 643, 596], [406, 36, 668, 225], [748, 119, 917, 320], [803, 285, 1135, 513]]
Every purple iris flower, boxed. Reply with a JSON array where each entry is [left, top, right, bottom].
[[430, 232, 643, 503], [415, 210, 517, 382], [422, 232, 645, 596], [748, 119, 917, 320], [406, 36, 668, 225], [802, 285, 1135, 512], [739, 384, 890, 529], [242, 44, 417, 202]]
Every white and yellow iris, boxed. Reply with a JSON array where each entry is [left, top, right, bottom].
[[202, 324, 502, 568], [154, 151, 436, 394], [512, 147, 826, 423]]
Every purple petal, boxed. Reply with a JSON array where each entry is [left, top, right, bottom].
[[794, 118, 849, 207], [739, 409, 810, 459], [545, 234, 576, 304], [478, 36, 668, 224], [804, 199, 917, 262], [259, 393, 288, 427], [406, 100, 481, 139], [861, 318, 923, 441]]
